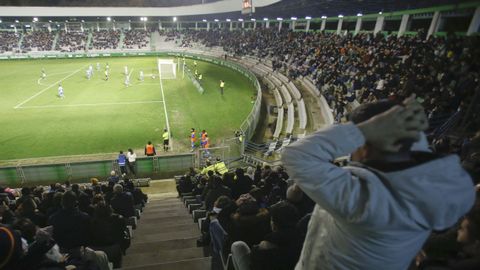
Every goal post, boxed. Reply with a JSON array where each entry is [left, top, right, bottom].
[[157, 59, 177, 80]]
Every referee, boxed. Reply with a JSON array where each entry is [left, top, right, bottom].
[[162, 129, 170, 152]]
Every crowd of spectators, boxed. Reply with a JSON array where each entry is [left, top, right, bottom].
[[177, 117, 480, 269], [0, 175, 147, 269], [0, 31, 20, 53], [123, 29, 150, 49], [91, 30, 120, 50], [184, 29, 479, 133], [21, 30, 54, 52], [55, 31, 87, 52]]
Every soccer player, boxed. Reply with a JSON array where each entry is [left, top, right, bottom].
[[203, 134, 210, 156], [124, 66, 128, 76], [200, 130, 208, 148], [194, 69, 198, 78], [104, 69, 109, 81], [86, 69, 91, 80], [162, 129, 169, 152], [198, 73, 203, 83], [106, 63, 110, 71], [58, 84, 64, 99], [41, 68, 46, 80], [139, 70, 144, 82], [190, 128, 196, 152], [124, 74, 130, 87], [193, 60, 197, 68], [220, 80, 225, 95], [89, 64, 93, 74]]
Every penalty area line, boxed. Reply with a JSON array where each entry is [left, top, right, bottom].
[[17, 100, 165, 109], [14, 66, 86, 109]]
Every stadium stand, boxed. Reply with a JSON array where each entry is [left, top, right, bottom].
[[0, 31, 20, 53], [91, 29, 121, 50], [123, 29, 150, 50], [21, 30, 54, 52], [55, 31, 87, 52]]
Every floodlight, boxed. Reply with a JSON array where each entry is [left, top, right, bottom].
[[291, 17, 297, 21], [238, 19, 244, 22], [144, 17, 148, 21], [338, 15, 344, 18], [214, 19, 219, 22], [263, 18, 268, 21], [10, 24, 14, 27], [305, 16, 312, 20], [25, 24, 31, 27], [226, 19, 231, 22], [173, 17, 177, 22], [202, 19, 207, 22], [379, 11, 383, 15], [321, 16, 327, 19], [0, 20, 2, 23], [277, 17, 283, 21], [357, 13, 363, 17], [33, 17, 38, 22], [15, 20, 19, 23], [107, 17, 111, 21], [65, 20, 68, 22], [81, 19, 85, 22], [48, 20, 52, 23], [251, 18, 256, 21]]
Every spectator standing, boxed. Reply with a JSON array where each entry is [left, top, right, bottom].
[[126, 149, 137, 177], [118, 151, 127, 176], [282, 98, 475, 269]]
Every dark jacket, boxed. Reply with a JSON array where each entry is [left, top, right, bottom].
[[205, 186, 231, 211], [110, 192, 135, 218], [48, 208, 91, 250], [91, 214, 127, 248], [251, 228, 303, 270]]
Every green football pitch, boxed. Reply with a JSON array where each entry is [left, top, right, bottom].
[[0, 57, 255, 161]]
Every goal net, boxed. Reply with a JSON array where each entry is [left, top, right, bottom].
[[157, 59, 176, 80]]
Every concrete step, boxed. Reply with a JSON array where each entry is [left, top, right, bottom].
[[123, 246, 204, 267], [135, 221, 197, 233], [134, 227, 200, 243], [139, 213, 192, 223], [122, 257, 211, 270], [128, 237, 197, 254]]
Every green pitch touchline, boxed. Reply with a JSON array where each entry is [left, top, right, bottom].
[[17, 100, 165, 109], [14, 65, 87, 109], [157, 58, 172, 151]]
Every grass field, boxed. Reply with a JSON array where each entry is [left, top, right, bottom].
[[0, 56, 255, 161]]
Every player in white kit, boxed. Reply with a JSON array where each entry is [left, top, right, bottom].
[[139, 70, 144, 82], [58, 84, 64, 99]]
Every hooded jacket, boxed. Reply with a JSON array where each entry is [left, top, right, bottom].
[[282, 123, 475, 270]]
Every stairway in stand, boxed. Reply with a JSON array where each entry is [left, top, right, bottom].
[[122, 193, 210, 270]]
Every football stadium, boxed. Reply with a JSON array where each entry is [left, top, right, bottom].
[[0, 0, 479, 269]]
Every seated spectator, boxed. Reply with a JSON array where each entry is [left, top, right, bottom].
[[15, 197, 47, 228], [231, 201, 302, 270], [90, 202, 128, 268], [232, 168, 253, 200], [282, 98, 475, 269], [205, 175, 231, 211], [228, 194, 270, 249], [418, 210, 480, 269], [48, 191, 92, 252], [176, 175, 195, 196], [78, 193, 94, 217], [110, 184, 135, 218]]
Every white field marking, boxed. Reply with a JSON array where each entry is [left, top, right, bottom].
[[15, 66, 86, 109], [158, 58, 172, 151], [18, 100, 164, 109]]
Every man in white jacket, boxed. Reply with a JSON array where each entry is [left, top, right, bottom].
[[282, 96, 475, 270]]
